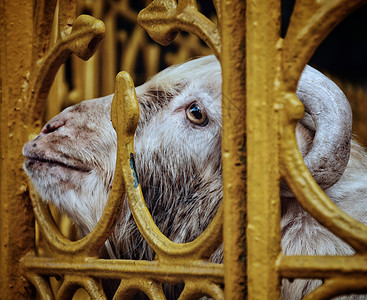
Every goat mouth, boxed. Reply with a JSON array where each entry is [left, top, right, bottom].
[[25, 156, 91, 173]]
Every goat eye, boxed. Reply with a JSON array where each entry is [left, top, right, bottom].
[[186, 103, 209, 126]]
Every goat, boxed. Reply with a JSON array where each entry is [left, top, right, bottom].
[[23, 55, 367, 299]]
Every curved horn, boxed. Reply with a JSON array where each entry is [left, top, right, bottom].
[[295, 65, 352, 191]]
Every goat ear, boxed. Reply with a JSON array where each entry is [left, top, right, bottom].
[[296, 65, 352, 191]]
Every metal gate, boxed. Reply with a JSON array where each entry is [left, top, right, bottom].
[[1, 0, 367, 299]]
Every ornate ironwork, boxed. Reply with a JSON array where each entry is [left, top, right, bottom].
[[1, 0, 367, 299]]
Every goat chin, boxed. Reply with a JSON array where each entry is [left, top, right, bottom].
[[23, 55, 367, 299]]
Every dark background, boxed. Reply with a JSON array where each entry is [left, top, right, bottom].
[[282, 1, 367, 87]]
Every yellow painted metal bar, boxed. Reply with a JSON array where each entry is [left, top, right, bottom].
[[303, 276, 367, 300], [2, 0, 367, 298], [278, 255, 367, 278], [277, 0, 367, 297], [32, 0, 57, 62], [0, 0, 36, 298], [280, 0, 367, 255], [22, 255, 224, 283], [220, 0, 247, 299], [24, 273, 53, 300], [245, 0, 282, 299], [113, 71, 223, 261]]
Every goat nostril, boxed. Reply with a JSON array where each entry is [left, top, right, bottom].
[[41, 119, 66, 134]]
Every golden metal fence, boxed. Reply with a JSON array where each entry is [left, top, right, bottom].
[[1, 0, 367, 299]]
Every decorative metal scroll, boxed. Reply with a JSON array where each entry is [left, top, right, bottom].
[[22, 1, 225, 298], [45, 0, 214, 123], [278, 0, 367, 298], [2, 0, 366, 299], [26, 1, 105, 133]]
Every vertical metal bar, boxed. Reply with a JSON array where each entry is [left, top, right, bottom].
[[246, 0, 282, 299], [0, 0, 35, 298], [221, 0, 247, 299]]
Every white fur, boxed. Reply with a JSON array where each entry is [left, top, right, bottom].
[[23, 56, 367, 299]]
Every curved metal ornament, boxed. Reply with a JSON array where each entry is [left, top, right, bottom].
[[138, 0, 221, 59], [280, 0, 367, 253], [277, 0, 367, 298], [13, 0, 367, 299], [114, 278, 166, 299], [221, 0, 367, 298], [112, 71, 224, 294], [27, 14, 105, 131], [21, 2, 116, 298]]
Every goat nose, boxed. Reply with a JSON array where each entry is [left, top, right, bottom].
[[41, 119, 66, 134]]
